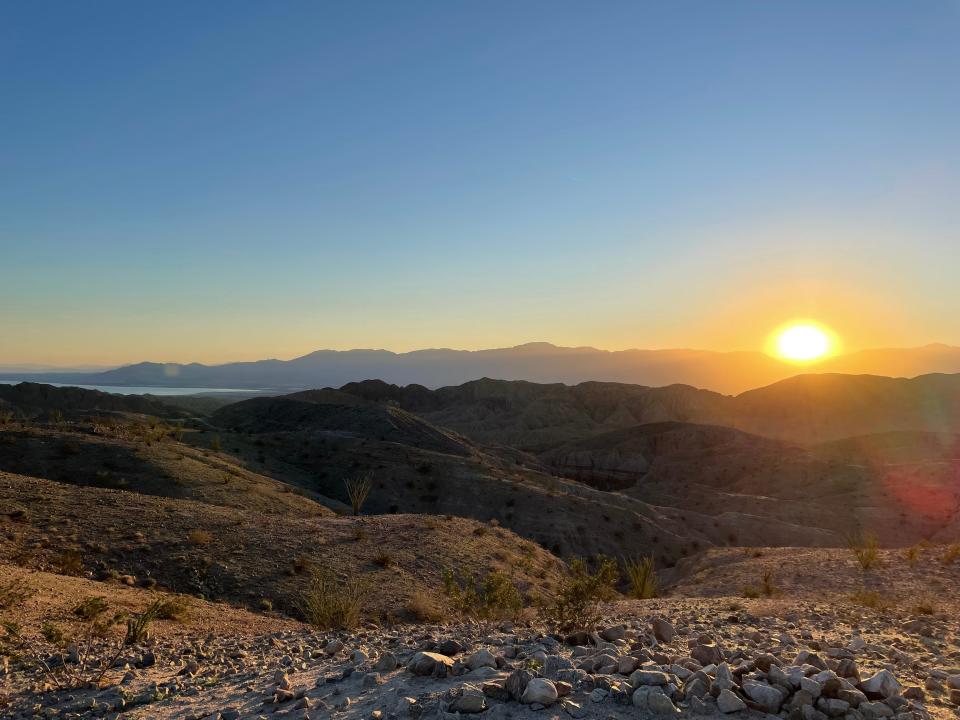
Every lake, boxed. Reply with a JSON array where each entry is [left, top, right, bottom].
[[0, 380, 262, 396]]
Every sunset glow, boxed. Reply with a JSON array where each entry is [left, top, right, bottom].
[[773, 323, 833, 362]]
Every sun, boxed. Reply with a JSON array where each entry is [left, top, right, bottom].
[[771, 322, 834, 362]]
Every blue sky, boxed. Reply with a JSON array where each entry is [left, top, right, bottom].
[[1, 2, 958, 364]]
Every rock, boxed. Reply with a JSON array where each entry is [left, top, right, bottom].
[[717, 688, 746, 713], [691, 643, 722, 666], [466, 649, 498, 671], [483, 681, 510, 702], [600, 624, 625, 642], [362, 673, 383, 688], [520, 678, 559, 706], [652, 617, 675, 643], [438, 639, 465, 656], [647, 692, 679, 716], [505, 669, 534, 701], [374, 652, 398, 672], [948, 675, 960, 690], [451, 691, 487, 713], [350, 648, 368, 664], [816, 697, 849, 717], [801, 677, 822, 698], [325, 640, 344, 656], [859, 701, 895, 719], [408, 652, 455, 677], [836, 658, 860, 681], [629, 669, 670, 686], [561, 699, 587, 718], [743, 680, 784, 713], [860, 669, 902, 699]]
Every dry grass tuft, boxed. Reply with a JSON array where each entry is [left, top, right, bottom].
[[846, 531, 880, 570]]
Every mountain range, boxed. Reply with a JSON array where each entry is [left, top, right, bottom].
[[5, 341, 960, 395]]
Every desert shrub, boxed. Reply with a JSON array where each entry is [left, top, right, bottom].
[[912, 598, 936, 615], [472, 525, 487, 537], [541, 556, 619, 632], [442, 569, 524, 621], [0, 579, 33, 611], [1, 598, 160, 689], [154, 596, 189, 621], [846, 530, 880, 570], [292, 554, 312, 574], [850, 589, 891, 611], [742, 569, 776, 598], [905, 544, 923, 567], [623, 555, 658, 599], [125, 598, 165, 645], [760, 569, 777, 596], [345, 473, 373, 515], [55, 549, 84, 576], [406, 591, 444, 623], [942, 543, 960, 565], [299, 568, 367, 630], [187, 529, 213, 546], [73, 596, 110, 621], [373, 551, 393, 568], [210, 435, 221, 452], [258, 598, 273, 612]]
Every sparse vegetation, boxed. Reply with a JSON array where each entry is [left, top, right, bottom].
[[345, 473, 373, 515], [187, 529, 214, 546], [442, 569, 524, 621], [846, 530, 880, 570], [299, 568, 367, 630], [905, 543, 923, 567], [0, 579, 33, 611], [406, 591, 444, 623], [942, 543, 960, 565], [55, 549, 84, 576], [73, 596, 110, 621], [541, 555, 619, 632], [850, 589, 892, 611], [623, 555, 658, 599], [373, 551, 394, 568], [743, 569, 777, 598]]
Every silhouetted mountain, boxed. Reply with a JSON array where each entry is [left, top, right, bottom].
[[0, 382, 185, 419], [331, 373, 960, 447], [7, 342, 960, 395]]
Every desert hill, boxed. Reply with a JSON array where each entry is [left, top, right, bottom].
[[0, 381, 186, 419], [0, 471, 563, 619]]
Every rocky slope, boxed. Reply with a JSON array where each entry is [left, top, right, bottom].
[[1, 565, 953, 719]]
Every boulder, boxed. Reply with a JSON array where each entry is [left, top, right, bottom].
[[408, 652, 455, 677], [520, 678, 559, 706], [860, 669, 902, 699], [743, 680, 784, 713]]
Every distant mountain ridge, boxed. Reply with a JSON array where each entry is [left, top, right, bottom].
[[4, 341, 960, 395]]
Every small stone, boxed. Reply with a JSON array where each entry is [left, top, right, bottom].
[[466, 649, 498, 671], [717, 688, 746, 713], [652, 617, 675, 643]]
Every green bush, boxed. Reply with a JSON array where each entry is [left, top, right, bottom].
[[542, 555, 619, 632], [623, 555, 657, 599], [442, 569, 523, 621]]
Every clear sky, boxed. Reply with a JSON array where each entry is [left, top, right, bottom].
[[1, 1, 958, 366]]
